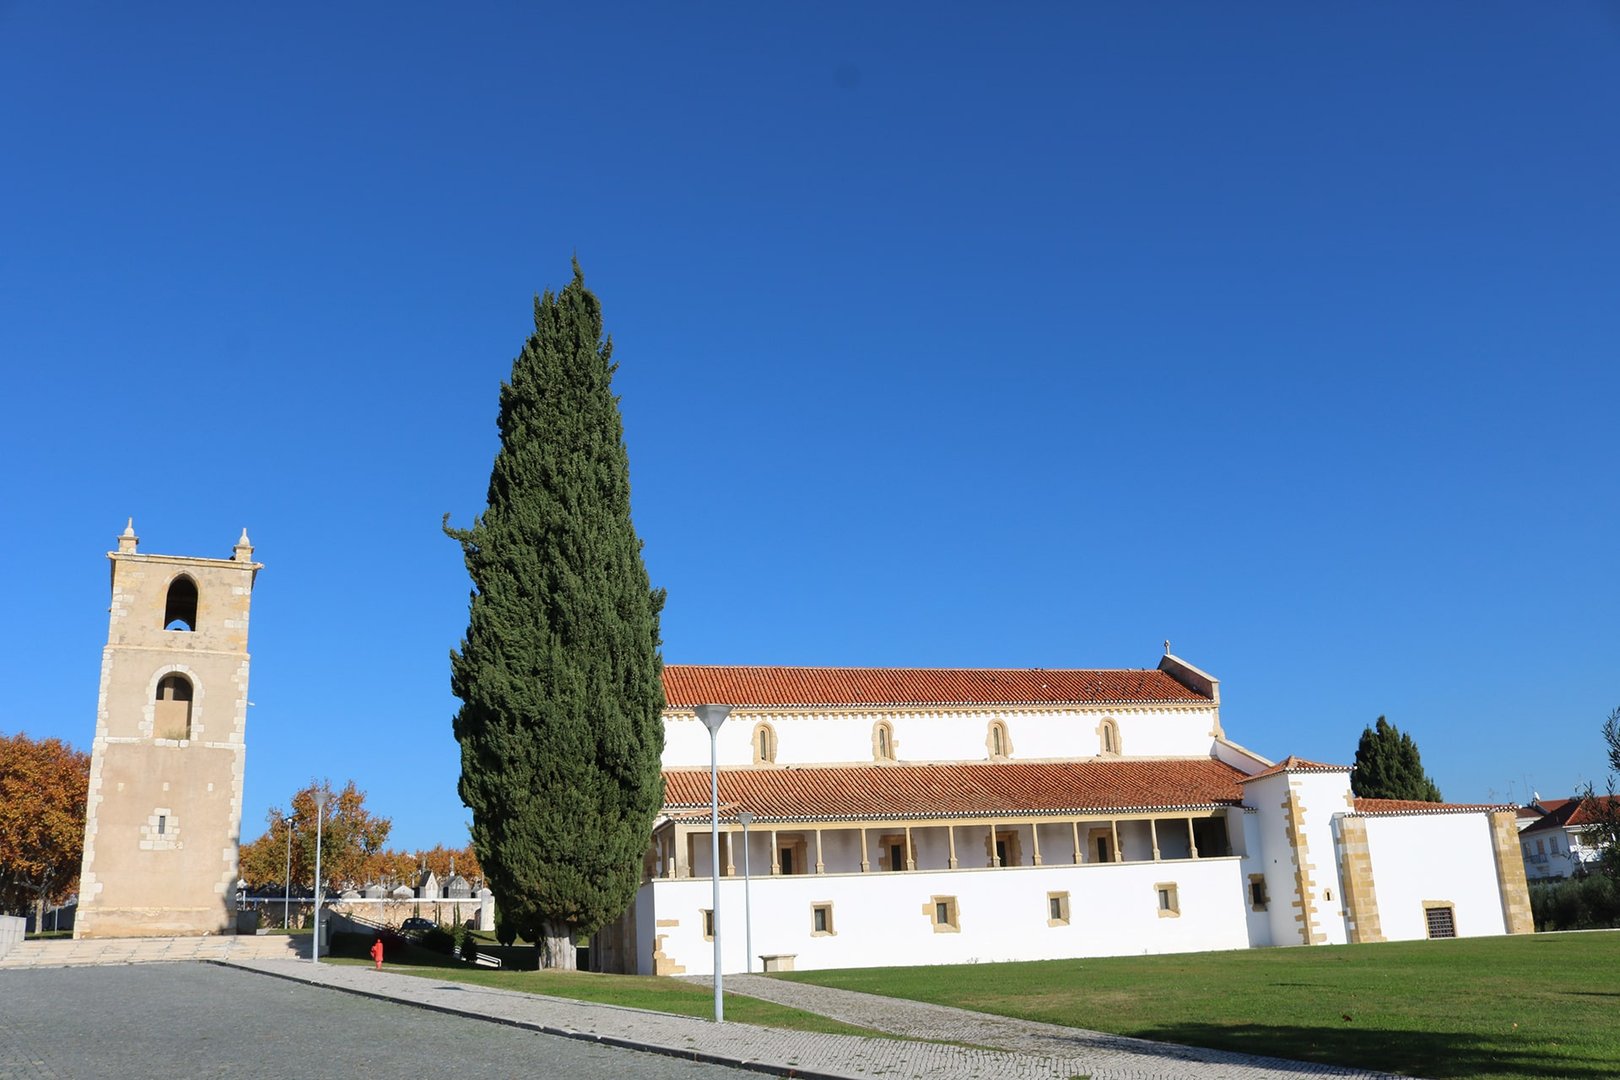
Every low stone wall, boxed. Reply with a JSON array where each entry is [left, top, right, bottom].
[[0, 915, 25, 960]]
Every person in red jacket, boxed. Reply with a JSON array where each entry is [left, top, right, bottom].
[[370, 937, 384, 970]]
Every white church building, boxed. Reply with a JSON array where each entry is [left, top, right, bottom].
[[593, 652, 1532, 976]]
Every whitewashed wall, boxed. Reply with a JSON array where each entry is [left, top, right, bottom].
[[1246, 769, 1358, 947], [661, 705, 1222, 770], [643, 856, 1260, 976], [1361, 813, 1508, 941]]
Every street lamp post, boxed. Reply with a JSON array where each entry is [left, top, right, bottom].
[[693, 704, 731, 1022], [311, 789, 329, 965], [737, 811, 755, 975], [282, 815, 294, 930]]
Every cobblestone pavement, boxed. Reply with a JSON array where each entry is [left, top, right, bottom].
[[0, 963, 749, 1080], [223, 958, 1405, 1080]]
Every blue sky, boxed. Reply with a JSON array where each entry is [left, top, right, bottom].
[[4, 4, 1617, 851]]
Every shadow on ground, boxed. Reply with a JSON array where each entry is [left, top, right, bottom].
[[1138, 1021, 1610, 1080]]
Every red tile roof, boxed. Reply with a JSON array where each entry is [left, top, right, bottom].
[[1236, 755, 1350, 783], [662, 759, 1247, 822], [662, 665, 1208, 709], [1521, 795, 1620, 835], [1351, 798, 1511, 815]]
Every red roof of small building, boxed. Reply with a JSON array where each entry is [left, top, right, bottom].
[[662, 665, 1208, 709], [662, 758, 1247, 822], [1236, 756, 1350, 783], [1351, 798, 1510, 816], [1521, 795, 1620, 835]]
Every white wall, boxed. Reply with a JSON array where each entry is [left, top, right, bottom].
[[1245, 769, 1355, 947], [0, 914, 23, 960], [661, 705, 1223, 770], [1362, 813, 1508, 941], [643, 857, 1259, 976]]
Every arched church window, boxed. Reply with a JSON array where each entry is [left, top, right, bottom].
[[1100, 718, 1122, 756], [164, 575, 198, 632], [874, 721, 895, 762], [752, 721, 778, 765], [987, 719, 1012, 760], [155, 674, 194, 740]]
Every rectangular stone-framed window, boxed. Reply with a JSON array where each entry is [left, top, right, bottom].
[[1248, 873, 1268, 911], [1423, 901, 1456, 939], [811, 902, 835, 936], [1046, 891, 1070, 926], [701, 909, 714, 941], [928, 895, 960, 933], [1155, 881, 1180, 918]]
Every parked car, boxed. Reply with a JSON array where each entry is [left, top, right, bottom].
[[399, 917, 437, 935]]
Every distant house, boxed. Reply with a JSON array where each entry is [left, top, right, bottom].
[[1519, 796, 1618, 880], [587, 652, 1534, 976]]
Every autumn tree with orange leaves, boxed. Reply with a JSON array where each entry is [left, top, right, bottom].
[[237, 780, 392, 893], [238, 780, 480, 896], [0, 733, 90, 925]]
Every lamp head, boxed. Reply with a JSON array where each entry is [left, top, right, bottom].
[[693, 704, 732, 733], [737, 811, 756, 826], [312, 789, 329, 811]]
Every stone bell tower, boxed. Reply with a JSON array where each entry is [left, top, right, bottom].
[[75, 522, 262, 938]]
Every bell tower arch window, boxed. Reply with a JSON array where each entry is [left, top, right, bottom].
[[164, 575, 198, 632], [155, 674, 194, 740]]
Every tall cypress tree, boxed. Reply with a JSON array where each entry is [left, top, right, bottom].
[[445, 261, 665, 968], [1351, 716, 1443, 802]]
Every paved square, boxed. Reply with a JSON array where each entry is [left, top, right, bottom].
[[0, 963, 748, 1080]]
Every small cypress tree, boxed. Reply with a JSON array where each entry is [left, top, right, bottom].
[[446, 261, 665, 969], [1351, 716, 1443, 802]]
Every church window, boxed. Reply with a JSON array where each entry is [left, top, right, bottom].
[[752, 722, 777, 765], [1249, 874, 1268, 911], [987, 720, 1012, 760], [701, 909, 714, 940], [1156, 882, 1180, 917], [1047, 891, 1070, 926], [1425, 903, 1456, 939], [1100, 718, 1121, 756], [155, 674, 194, 740], [164, 575, 198, 631], [810, 902, 835, 936], [873, 721, 895, 762], [930, 895, 959, 933]]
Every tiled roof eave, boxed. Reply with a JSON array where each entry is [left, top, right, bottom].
[[666, 698, 1210, 712], [1347, 805, 1514, 817], [662, 800, 1244, 824]]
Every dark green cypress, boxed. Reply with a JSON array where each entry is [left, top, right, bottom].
[[1351, 716, 1443, 802], [445, 261, 665, 968]]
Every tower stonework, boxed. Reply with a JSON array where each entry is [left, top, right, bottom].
[[75, 522, 261, 939]]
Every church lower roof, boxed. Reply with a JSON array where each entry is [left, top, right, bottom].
[[661, 758, 1247, 823], [662, 665, 1210, 710], [1351, 798, 1513, 816]]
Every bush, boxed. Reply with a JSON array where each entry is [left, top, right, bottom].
[[419, 926, 457, 955], [1531, 874, 1620, 931]]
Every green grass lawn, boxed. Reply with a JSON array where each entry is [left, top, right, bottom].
[[328, 955, 885, 1038], [781, 932, 1620, 1080]]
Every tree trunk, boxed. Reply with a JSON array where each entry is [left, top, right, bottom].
[[34, 892, 47, 935], [536, 921, 577, 970]]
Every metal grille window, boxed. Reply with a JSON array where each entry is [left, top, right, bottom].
[[1425, 905, 1456, 939]]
